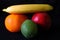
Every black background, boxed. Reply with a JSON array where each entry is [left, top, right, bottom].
[[0, 0, 60, 40]]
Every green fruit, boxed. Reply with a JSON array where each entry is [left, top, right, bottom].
[[21, 19, 38, 38]]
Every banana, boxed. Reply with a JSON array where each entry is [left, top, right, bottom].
[[3, 4, 53, 14]]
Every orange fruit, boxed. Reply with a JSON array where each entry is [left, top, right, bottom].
[[5, 14, 27, 32]]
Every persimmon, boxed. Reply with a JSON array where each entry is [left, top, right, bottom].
[[5, 14, 27, 32]]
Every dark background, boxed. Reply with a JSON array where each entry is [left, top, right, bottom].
[[0, 0, 60, 40]]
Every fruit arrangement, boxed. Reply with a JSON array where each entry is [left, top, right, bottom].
[[2, 4, 53, 39]]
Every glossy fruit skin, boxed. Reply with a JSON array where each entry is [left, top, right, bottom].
[[21, 19, 37, 38], [32, 12, 51, 30], [5, 15, 27, 32]]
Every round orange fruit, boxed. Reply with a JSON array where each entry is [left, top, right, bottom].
[[5, 14, 27, 32]]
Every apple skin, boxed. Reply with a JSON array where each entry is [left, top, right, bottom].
[[32, 12, 51, 30]]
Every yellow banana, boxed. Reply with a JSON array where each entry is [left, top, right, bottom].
[[3, 4, 53, 14]]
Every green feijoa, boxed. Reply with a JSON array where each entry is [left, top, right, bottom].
[[21, 19, 38, 38]]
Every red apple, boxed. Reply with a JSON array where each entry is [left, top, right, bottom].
[[32, 12, 51, 30]]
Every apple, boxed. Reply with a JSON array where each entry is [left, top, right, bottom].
[[32, 12, 51, 30]]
